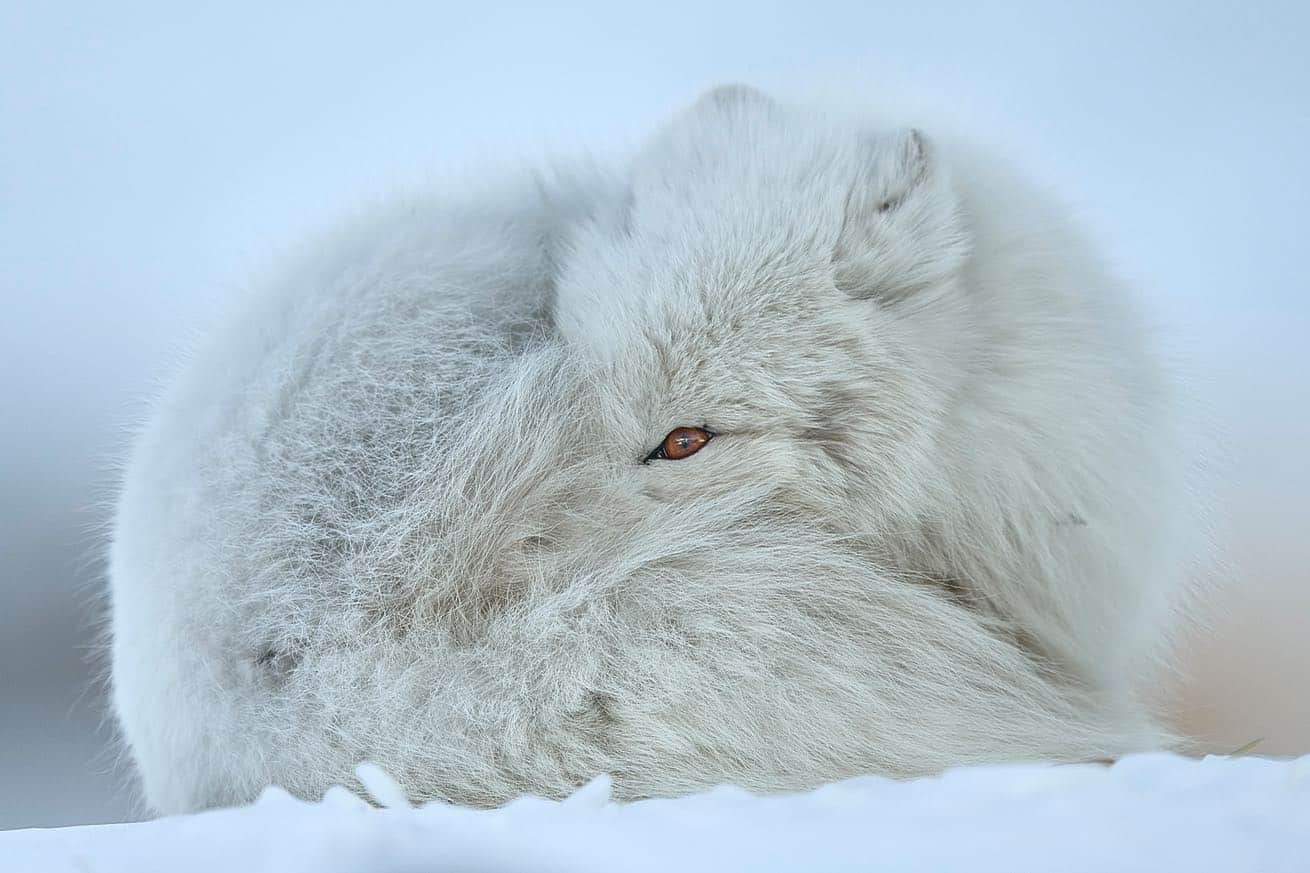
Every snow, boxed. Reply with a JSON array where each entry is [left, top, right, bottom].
[[6, 754, 1308, 872]]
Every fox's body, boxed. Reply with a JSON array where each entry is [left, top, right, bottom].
[[111, 87, 1192, 813]]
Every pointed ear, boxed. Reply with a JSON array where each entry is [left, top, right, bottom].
[[652, 82, 775, 149], [648, 84, 780, 157], [631, 84, 781, 210], [685, 83, 777, 123], [834, 129, 970, 302]]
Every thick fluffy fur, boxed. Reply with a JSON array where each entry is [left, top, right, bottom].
[[110, 86, 1192, 814]]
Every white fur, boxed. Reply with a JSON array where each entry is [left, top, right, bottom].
[[110, 86, 1195, 814]]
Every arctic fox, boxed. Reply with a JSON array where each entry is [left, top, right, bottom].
[[110, 85, 1193, 813]]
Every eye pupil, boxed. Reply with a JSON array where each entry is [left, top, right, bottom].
[[655, 426, 713, 461]]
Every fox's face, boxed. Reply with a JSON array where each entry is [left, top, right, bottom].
[[549, 84, 973, 546]]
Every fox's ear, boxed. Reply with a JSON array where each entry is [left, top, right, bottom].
[[834, 129, 970, 302], [685, 83, 778, 124], [629, 83, 783, 213], [639, 84, 779, 170]]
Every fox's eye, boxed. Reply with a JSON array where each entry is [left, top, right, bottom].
[[645, 426, 715, 463]]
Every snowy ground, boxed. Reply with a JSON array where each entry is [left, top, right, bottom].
[[6, 754, 1307, 872]]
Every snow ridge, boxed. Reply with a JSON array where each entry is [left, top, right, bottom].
[[7, 754, 1308, 872]]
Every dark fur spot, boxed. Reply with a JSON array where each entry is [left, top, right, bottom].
[[923, 573, 976, 608], [588, 692, 618, 727], [802, 425, 861, 472], [567, 692, 619, 755], [804, 383, 867, 474], [252, 645, 302, 684], [520, 534, 554, 553]]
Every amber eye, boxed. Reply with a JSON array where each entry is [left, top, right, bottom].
[[645, 426, 715, 463]]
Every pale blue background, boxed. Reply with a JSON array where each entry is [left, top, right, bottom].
[[2, 0, 1307, 829]]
